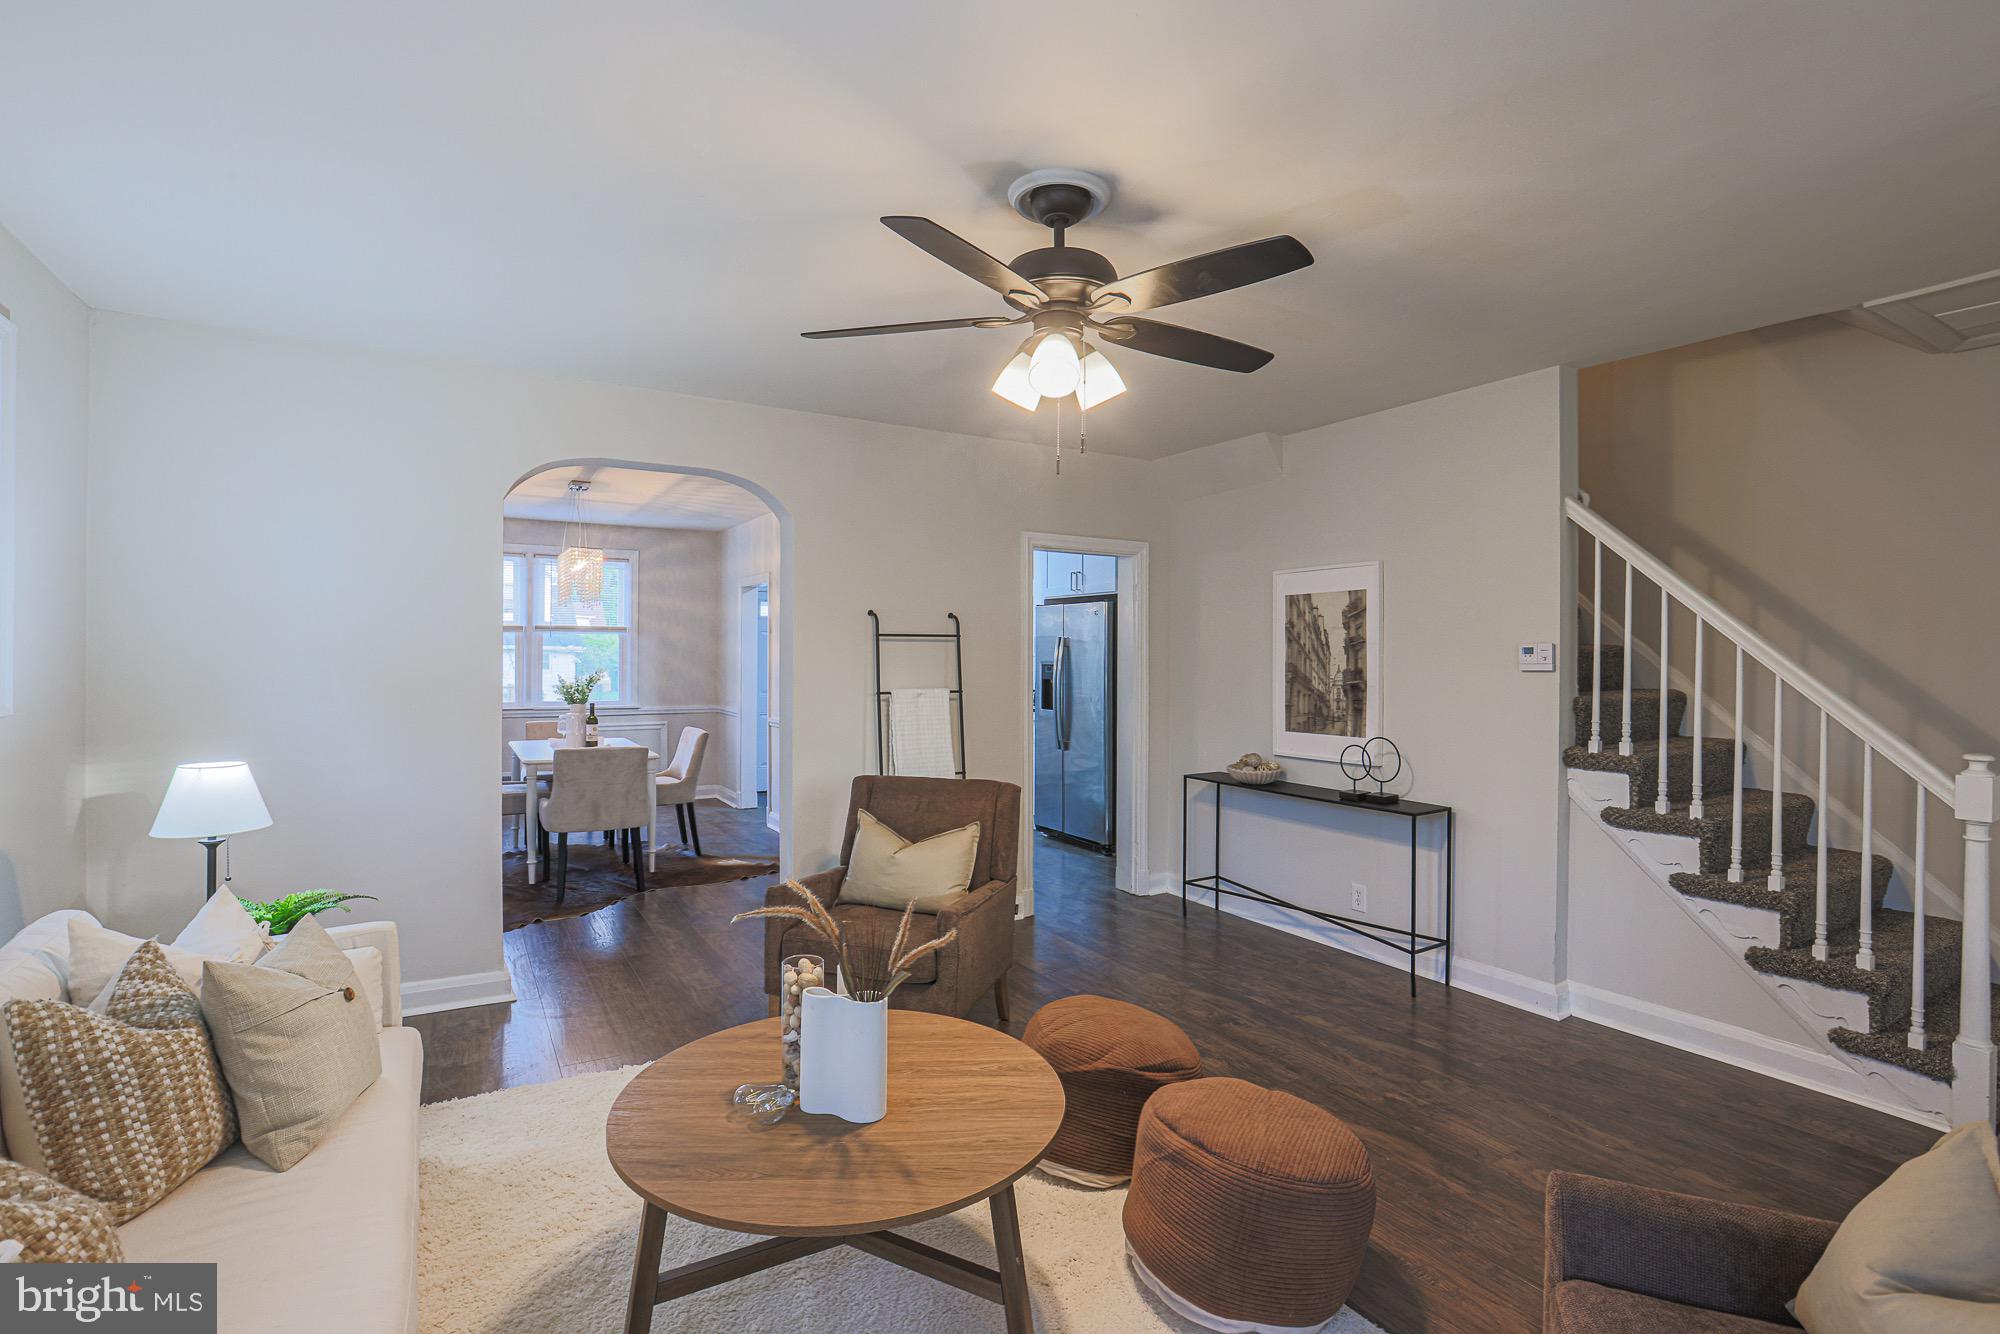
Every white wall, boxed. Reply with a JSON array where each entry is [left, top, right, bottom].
[[0, 225, 90, 940], [82, 312, 1157, 994], [1150, 369, 1578, 1000]]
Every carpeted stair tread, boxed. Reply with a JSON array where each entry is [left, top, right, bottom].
[[1745, 909, 1960, 1033], [1828, 985, 2000, 1084], [1565, 737, 1739, 807], [1570, 688, 1686, 746], [1669, 848, 1893, 949], [1599, 788, 1815, 874]]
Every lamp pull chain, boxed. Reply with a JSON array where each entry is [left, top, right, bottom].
[[222, 838, 231, 889]]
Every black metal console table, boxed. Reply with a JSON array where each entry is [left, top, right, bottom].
[[1181, 771, 1454, 996]]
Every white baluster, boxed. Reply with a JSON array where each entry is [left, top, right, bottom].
[[1813, 711, 1829, 961], [1619, 568, 1634, 758], [1589, 539, 1603, 753], [1909, 793, 1927, 1050], [1856, 747, 1875, 971], [1690, 617, 1705, 820], [1728, 645, 1744, 883], [1951, 755, 1995, 1128], [1655, 589, 1671, 815], [1768, 676, 1785, 893]]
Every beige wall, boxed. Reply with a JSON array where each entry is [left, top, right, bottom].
[[501, 516, 727, 707], [1580, 316, 2000, 775], [82, 311, 1158, 998], [1150, 368, 1579, 998], [0, 225, 90, 939]]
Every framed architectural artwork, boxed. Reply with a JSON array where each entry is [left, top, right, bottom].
[[1272, 562, 1382, 761]]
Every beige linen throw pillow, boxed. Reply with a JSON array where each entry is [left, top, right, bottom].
[[0, 942, 237, 1221], [200, 916, 381, 1171], [840, 809, 980, 913], [1794, 1121, 2000, 1332]]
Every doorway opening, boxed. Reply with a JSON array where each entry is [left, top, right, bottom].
[[1021, 533, 1149, 915], [737, 578, 772, 822]]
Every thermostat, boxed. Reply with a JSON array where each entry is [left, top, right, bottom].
[[1518, 642, 1555, 672]]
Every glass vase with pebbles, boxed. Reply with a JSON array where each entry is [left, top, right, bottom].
[[780, 953, 825, 1090]]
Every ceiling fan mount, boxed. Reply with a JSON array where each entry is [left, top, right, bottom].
[[802, 165, 1314, 404]]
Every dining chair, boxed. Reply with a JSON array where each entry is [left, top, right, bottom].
[[501, 720, 565, 852], [540, 745, 650, 904], [652, 727, 710, 862]]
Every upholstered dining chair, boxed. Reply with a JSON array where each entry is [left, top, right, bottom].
[[501, 720, 566, 851], [762, 775, 1020, 1024], [653, 727, 710, 860], [540, 745, 650, 903]]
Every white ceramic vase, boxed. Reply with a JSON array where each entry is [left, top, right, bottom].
[[799, 985, 888, 1123], [565, 703, 588, 745]]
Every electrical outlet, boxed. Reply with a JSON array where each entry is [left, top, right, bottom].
[[1351, 882, 1367, 913]]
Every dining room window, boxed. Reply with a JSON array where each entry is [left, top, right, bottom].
[[500, 546, 636, 706]]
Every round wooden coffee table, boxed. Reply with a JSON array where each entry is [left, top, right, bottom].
[[607, 1011, 1066, 1334]]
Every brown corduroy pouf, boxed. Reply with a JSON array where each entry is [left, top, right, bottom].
[[1123, 1078, 1375, 1330], [1022, 995, 1202, 1181]]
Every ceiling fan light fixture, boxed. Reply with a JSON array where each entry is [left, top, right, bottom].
[[1077, 348, 1126, 411], [991, 350, 1041, 411], [1026, 331, 1081, 398]]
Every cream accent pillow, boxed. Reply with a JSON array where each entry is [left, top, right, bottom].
[[840, 809, 980, 913], [0, 1161, 123, 1263], [69, 889, 268, 1010], [199, 916, 381, 1171], [1, 942, 237, 1221], [1794, 1121, 2000, 1333]]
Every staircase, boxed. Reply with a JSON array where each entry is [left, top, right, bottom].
[[1565, 499, 1997, 1127]]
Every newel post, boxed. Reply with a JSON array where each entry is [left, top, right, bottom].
[[1952, 754, 1996, 1126]]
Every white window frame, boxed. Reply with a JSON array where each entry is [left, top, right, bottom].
[[0, 309, 15, 717], [501, 543, 639, 710]]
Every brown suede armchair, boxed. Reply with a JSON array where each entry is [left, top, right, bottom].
[[1545, 1171, 1836, 1331], [763, 775, 1022, 1024]]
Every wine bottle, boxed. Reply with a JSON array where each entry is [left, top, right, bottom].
[[585, 702, 599, 746]]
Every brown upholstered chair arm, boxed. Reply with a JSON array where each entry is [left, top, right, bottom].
[[1544, 1172, 1834, 1326], [931, 879, 1017, 1001], [762, 868, 847, 996]]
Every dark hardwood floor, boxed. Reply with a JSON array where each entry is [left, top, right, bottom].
[[414, 799, 1939, 1333]]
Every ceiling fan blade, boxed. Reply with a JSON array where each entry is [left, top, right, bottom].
[[801, 316, 1010, 339], [1093, 235, 1313, 314], [881, 216, 1045, 309], [1095, 317, 1275, 372]]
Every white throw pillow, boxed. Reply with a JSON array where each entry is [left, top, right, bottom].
[[172, 886, 269, 963], [67, 891, 267, 1011], [840, 809, 981, 913]]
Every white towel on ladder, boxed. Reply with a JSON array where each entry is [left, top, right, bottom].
[[887, 688, 957, 778]]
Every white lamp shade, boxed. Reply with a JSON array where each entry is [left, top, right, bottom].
[[1027, 332, 1081, 397], [1077, 348, 1127, 411], [990, 350, 1040, 411], [150, 762, 273, 839]]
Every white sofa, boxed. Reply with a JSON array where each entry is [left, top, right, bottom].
[[0, 909, 422, 1334]]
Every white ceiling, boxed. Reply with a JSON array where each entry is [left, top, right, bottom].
[[505, 466, 770, 531], [3, 3, 1998, 460]]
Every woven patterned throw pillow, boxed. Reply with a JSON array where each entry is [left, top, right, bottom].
[[1, 941, 237, 1222], [0, 1160, 123, 1263]]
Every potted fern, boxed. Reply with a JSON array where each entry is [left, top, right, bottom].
[[239, 890, 379, 936]]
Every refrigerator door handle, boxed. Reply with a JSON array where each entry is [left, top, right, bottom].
[[1054, 635, 1071, 751]]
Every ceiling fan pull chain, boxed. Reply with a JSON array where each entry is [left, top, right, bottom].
[[1078, 355, 1088, 455], [1055, 394, 1063, 475]]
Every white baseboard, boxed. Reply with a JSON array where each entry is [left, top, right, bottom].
[[1560, 980, 1944, 1128], [1173, 879, 1566, 1017], [697, 783, 743, 808], [401, 970, 516, 1017]]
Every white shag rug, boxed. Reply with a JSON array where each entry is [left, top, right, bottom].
[[418, 1067, 1386, 1334]]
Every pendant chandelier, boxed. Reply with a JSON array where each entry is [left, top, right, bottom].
[[556, 479, 604, 618]]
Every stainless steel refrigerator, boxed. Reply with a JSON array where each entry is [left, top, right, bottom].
[[1035, 594, 1115, 852]]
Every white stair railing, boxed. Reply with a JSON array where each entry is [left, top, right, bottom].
[[1568, 498, 1994, 1125]]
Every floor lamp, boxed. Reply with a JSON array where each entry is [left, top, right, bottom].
[[150, 761, 273, 899]]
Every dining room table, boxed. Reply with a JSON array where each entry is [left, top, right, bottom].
[[509, 736, 660, 884]]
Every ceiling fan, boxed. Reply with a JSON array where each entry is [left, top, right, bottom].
[[802, 169, 1313, 413]]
